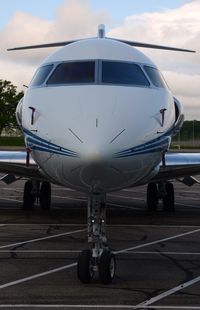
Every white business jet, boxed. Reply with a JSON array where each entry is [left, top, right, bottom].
[[1, 24, 200, 284]]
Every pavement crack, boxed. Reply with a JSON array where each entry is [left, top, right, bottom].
[[10, 243, 26, 259], [157, 249, 194, 283], [140, 234, 148, 241]]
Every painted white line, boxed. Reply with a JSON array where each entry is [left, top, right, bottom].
[[0, 305, 200, 309], [122, 188, 145, 193], [0, 197, 22, 203], [52, 195, 86, 202], [0, 228, 86, 249], [137, 274, 200, 307], [0, 262, 77, 290], [177, 203, 200, 209], [0, 223, 85, 226], [177, 190, 200, 194], [53, 186, 75, 191], [177, 197, 200, 201], [125, 251, 200, 256], [1, 250, 200, 256], [108, 194, 145, 201], [1, 188, 23, 192], [108, 224, 200, 228], [0, 223, 197, 228], [0, 250, 81, 253], [115, 228, 200, 254], [107, 202, 141, 210], [0, 228, 199, 291]]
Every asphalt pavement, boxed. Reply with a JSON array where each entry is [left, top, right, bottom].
[[0, 179, 200, 309]]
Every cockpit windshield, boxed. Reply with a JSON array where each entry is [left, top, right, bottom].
[[47, 61, 95, 85], [102, 61, 150, 87], [143, 66, 166, 88], [30, 60, 167, 89], [30, 65, 53, 87]]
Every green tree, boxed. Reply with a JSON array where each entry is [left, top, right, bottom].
[[0, 80, 24, 135]]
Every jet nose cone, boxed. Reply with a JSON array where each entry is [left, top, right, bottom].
[[79, 162, 125, 192], [81, 150, 103, 162]]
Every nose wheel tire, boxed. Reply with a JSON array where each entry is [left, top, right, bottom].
[[99, 250, 116, 284], [77, 249, 94, 284]]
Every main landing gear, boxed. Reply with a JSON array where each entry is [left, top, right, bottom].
[[77, 194, 116, 284], [23, 181, 51, 210], [147, 181, 175, 212]]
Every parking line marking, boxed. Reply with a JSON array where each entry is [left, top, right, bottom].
[[107, 202, 141, 210], [0, 228, 86, 249], [0, 250, 81, 253], [0, 197, 22, 203], [177, 203, 200, 209], [0, 263, 77, 290], [52, 195, 86, 202], [0, 228, 199, 291], [120, 251, 200, 256], [137, 274, 200, 307], [108, 194, 145, 201], [115, 228, 200, 254], [0, 305, 199, 309], [1, 250, 200, 256]]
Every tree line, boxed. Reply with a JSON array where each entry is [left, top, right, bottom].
[[0, 79, 23, 136], [176, 120, 200, 141]]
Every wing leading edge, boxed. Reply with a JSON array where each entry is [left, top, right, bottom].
[[0, 151, 200, 185], [153, 152, 200, 182], [0, 151, 46, 181]]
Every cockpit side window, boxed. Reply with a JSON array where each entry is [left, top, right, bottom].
[[30, 65, 54, 87], [47, 61, 95, 85], [143, 66, 166, 88], [102, 61, 150, 87]]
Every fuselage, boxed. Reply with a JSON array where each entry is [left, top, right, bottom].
[[17, 38, 179, 193]]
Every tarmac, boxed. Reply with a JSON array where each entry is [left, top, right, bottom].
[[0, 178, 200, 309]]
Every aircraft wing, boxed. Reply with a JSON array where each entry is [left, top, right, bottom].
[[1, 151, 200, 185], [0, 151, 46, 182], [153, 152, 200, 182]]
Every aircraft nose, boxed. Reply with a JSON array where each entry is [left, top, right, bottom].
[[73, 160, 126, 192], [66, 136, 127, 192]]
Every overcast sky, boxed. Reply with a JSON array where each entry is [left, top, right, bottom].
[[0, 0, 199, 119]]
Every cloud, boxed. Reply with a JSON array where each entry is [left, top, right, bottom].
[[163, 71, 200, 120], [0, 59, 35, 89], [108, 0, 200, 70], [0, 0, 109, 86], [108, 0, 200, 119], [0, 0, 199, 119]]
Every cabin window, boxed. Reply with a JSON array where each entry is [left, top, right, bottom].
[[101, 61, 150, 86], [47, 61, 95, 85], [143, 66, 166, 88], [30, 65, 54, 87]]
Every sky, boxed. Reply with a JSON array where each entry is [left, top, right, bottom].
[[0, 0, 188, 29], [0, 0, 199, 119]]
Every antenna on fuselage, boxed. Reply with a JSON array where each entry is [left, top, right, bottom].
[[98, 24, 105, 38]]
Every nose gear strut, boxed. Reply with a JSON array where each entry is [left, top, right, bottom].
[[77, 193, 116, 284]]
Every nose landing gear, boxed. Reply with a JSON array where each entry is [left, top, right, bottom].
[[77, 193, 116, 284]]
